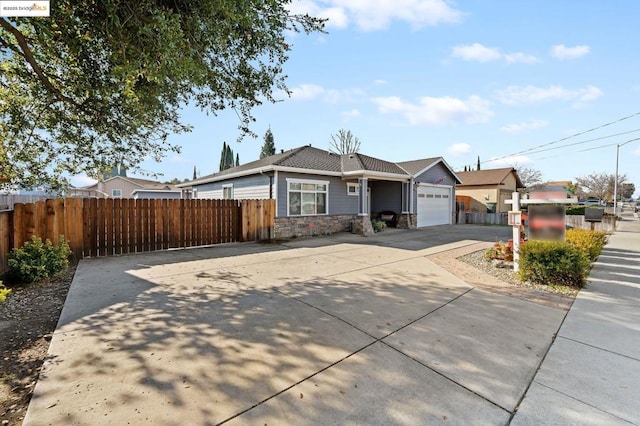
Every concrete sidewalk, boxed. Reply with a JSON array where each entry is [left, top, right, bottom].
[[512, 217, 640, 425]]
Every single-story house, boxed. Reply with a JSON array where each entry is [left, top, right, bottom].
[[80, 176, 181, 199], [177, 145, 461, 238], [455, 168, 524, 213]]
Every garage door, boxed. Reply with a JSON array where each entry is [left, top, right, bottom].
[[417, 185, 452, 227]]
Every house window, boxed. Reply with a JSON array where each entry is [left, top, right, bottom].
[[287, 178, 329, 216], [222, 184, 233, 200], [112, 189, 122, 198], [346, 182, 359, 196]]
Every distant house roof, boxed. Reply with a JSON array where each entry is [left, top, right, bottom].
[[179, 146, 413, 187], [83, 176, 177, 191], [457, 168, 524, 188]]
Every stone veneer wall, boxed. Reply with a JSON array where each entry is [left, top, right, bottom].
[[352, 215, 374, 236], [275, 215, 355, 239], [396, 213, 417, 229]]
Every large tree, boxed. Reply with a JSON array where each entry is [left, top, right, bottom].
[[329, 129, 361, 154], [260, 128, 276, 159], [0, 2, 324, 190], [575, 172, 627, 201], [516, 166, 543, 190], [219, 142, 235, 172]]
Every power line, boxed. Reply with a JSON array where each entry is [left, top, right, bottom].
[[512, 128, 640, 157], [527, 137, 640, 161], [486, 111, 640, 164]]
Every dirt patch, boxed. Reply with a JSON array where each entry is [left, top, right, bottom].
[[0, 264, 75, 425]]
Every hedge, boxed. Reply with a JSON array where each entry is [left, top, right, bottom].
[[519, 241, 589, 287]]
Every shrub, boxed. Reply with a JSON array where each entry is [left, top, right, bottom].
[[371, 219, 386, 232], [566, 229, 607, 261], [0, 281, 10, 303], [484, 240, 513, 261], [565, 206, 586, 215], [8, 236, 72, 284], [518, 240, 589, 287]]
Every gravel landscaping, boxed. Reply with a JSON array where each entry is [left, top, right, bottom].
[[457, 249, 580, 296]]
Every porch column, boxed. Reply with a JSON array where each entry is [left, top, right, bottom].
[[401, 181, 410, 213], [358, 177, 368, 216]]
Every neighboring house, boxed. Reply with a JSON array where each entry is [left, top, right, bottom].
[[81, 176, 181, 199], [456, 168, 524, 213], [177, 145, 461, 238], [528, 180, 574, 200]]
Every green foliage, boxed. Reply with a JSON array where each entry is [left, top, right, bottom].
[[8, 236, 72, 284], [0, 281, 11, 303], [565, 206, 586, 215], [518, 241, 589, 287], [260, 128, 276, 159], [0, 2, 324, 190], [566, 229, 607, 262], [219, 142, 235, 171], [371, 219, 386, 233]]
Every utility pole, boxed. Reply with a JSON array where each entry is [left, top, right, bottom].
[[614, 138, 638, 216]]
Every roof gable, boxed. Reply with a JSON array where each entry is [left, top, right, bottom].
[[457, 168, 524, 188], [397, 157, 462, 184]]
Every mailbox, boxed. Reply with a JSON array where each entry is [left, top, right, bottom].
[[584, 207, 605, 223]]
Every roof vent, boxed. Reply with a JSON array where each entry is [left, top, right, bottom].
[[349, 154, 355, 159], [281, 149, 284, 154]]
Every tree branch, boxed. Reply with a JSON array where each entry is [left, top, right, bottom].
[[0, 18, 71, 103]]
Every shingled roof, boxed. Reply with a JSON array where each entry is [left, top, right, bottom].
[[457, 168, 524, 188], [181, 145, 411, 187]]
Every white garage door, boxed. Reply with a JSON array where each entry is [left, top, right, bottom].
[[417, 185, 452, 227]]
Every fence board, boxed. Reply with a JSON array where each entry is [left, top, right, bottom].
[[13, 203, 24, 249], [113, 199, 121, 255], [0, 211, 11, 273], [1, 197, 267, 272]]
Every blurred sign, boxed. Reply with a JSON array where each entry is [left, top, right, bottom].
[[528, 206, 565, 241], [584, 207, 605, 223]]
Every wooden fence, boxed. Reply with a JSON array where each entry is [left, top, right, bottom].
[[0, 198, 275, 273], [459, 212, 508, 225]]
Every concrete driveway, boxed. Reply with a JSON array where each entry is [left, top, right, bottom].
[[25, 225, 568, 425]]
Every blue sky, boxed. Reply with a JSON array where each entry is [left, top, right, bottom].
[[73, 1, 640, 196]]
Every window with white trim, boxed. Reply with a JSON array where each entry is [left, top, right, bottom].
[[222, 184, 233, 200], [112, 189, 122, 197], [346, 182, 359, 196], [287, 179, 328, 216]]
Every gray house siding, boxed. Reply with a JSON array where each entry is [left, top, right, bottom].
[[370, 181, 402, 213], [414, 163, 457, 186], [133, 191, 182, 200], [194, 174, 270, 200], [276, 172, 357, 217]]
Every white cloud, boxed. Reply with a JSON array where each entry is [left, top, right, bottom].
[[371, 94, 493, 126], [504, 52, 539, 64], [290, 0, 463, 31], [487, 155, 533, 166], [500, 119, 548, 134], [341, 109, 361, 120], [451, 43, 501, 62], [451, 43, 538, 64], [71, 175, 97, 188], [325, 88, 366, 104], [287, 84, 365, 104], [551, 44, 590, 60], [289, 83, 326, 101], [168, 155, 191, 164], [496, 85, 603, 106], [447, 143, 472, 156], [374, 79, 388, 85]]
